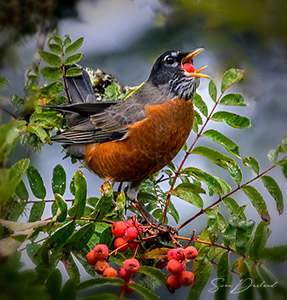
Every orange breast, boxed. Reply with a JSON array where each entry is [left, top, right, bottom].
[[85, 98, 194, 182]]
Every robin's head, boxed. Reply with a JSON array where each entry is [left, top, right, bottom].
[[148, 49, 209, 100]]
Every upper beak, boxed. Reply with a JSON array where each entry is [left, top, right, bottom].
[[182, 48, 210, 78]]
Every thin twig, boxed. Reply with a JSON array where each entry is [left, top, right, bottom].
[[0, 105, 16, 119]]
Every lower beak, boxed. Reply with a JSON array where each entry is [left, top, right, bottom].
[[182, 48, 210, 78]]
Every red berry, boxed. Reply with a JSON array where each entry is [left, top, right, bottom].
[[129, 242, 138, 250], [120, 267, 131, 282], [93, 244, 109, 260], [86, 250, 97, 265], [184, 246, 198, 260], [126, 218, 141, 229], [121, 279, 135, 294], [123, 258, 140, 274], [178, 271, 195, 286], [112, 221, 127, 237], [168, 248, 185, 261], [95, 259, 109, 274], [183, 63, 195, 73], [166, 259, 182, 275], [103, 267, 118, 277], [114, 237, 129, 252], [166, 275, 181, 290], [125, 227, 138, 241], [181, 260, 187, 272]]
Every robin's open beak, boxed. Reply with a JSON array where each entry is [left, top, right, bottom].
[[182, 48, 210, 78]]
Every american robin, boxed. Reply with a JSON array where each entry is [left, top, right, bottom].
[[49, 49, 209, 216]]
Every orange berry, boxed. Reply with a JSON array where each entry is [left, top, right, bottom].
[[120, 267, 131, 282], [95, 259, 109, 274], [166, 275, 181, 290], [128, 242, 138, 250], [93, 244, 109, 260], [178, 271, 195, 286], [121, 279, 135, 294], [123, 258, 140, 274], [103, 267, 118, 277], [166, 259, 182, 275], [184, 246, 198, 260], [86, 250, 97, 265], [112, 221, 127, 237], [124, 227, 138, 241], [168, 248, 185, 261], [114, 237, 129, 252]]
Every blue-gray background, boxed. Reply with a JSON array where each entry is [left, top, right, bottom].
[[1, 0, 287, 299]]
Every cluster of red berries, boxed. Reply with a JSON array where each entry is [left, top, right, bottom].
[[166, 246, 198, 291], [112, 218, 141, 252]]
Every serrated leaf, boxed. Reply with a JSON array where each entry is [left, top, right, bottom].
[[66, 223, 95, 251], [52, 164, 66, 196], [221, 68, 244, 93], [69, 171, 87, 219], [243, 157, 260, 174], [48, 43, 63, 55], [249, 221, 270, 260], [260, 246, 287, 263], [261, 175, 283, 215], [170, 182, 204, 208], [77, 277, 124, 290], [276, 159, 287, 180], [139, 266, 168, 284], [65, 37, 84, 55], [236, 220, 255, 255], [130, 282, 161, 300], [27, 166, 46, 199], [211, 111, 251, 129], [215, 252, 232, 300], [242, 186, 270, 222], [65, 53, 83, 65], [39, 50, 62, 67], [188, 261, 213, 300], [267, 149, 278, 164], [63, 254, 80, 284], [219, 93, 247, 106], [208, 79, 217, 102], [40, 66, 63, 81], [203, 129, 240, 158], [65, 67, 83, 77], [55, 193, 68, 222], [46, 268, 62, 300], [193, 92, 208, 117], [28, 201, 45, 222]]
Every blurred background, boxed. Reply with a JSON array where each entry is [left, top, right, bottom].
[[0, 0, 287, 299]]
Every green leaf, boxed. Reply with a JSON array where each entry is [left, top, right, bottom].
[[219, 93, 247, 106], [48, 43, 63, 55], [82, 294, 120, 300], [26, 243, 42, 265], [65, 67, 83, 77], [59, 279, 76, 300], [208, 79, 217, 102], [261, 175, 284, 215], [52, 35, 63, 46], [215, 252, 232, 300], [170, 182, 205, 208], [66, 223, 95, 251], [192, 115, 198, 133], [28, 201, 45, 222], [65, 37, 84, 55], [249, 221, 270, 260], [46, 268, 62, 300], [278, 135, 287, 153], [277, 159, 287, 180], [40, 81, 64, 98], [188, 261, 213, 300], [214, 177, 231, 194], [193, 92, 208, 117], [236, 220, 255, 255], [55, 193, 68, 222], [52, 164, 66, 196], [40, 66, 63, 81], [226, 160, 242, 185], [64, 35, 72, 47], [203, 129, 240, 158], [223, 224, 237, 248], [0, 76, 9, 89], [167, 199, 180, 223], [64, 254, 80, 284], [27, 166, 46, 199], [77, 277, 124, 291], [27, 123, 50, 143], [242, 186, 271, 222], [267, 149, 278, 164], [39, 50, 62, 67], [139, 266, 168, 284], [207, 214, 219, 242], [182, 167, 223, 196], [221, 68, 244, 93], [223, 197, 246, 220], [211, 111, 251, 129], [243, 157, 260, 174], [238, 260, 255, 300], [15, 180, 29, 201], [65, 53, 83, 65], [130, 283, 161, 300], [69, 171, 87, 219], [260, 246, 287, 263]]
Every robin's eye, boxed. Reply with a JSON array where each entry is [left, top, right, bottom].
[[165, 56, 175, 65]]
